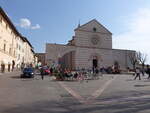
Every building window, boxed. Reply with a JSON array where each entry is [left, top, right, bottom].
[[14, 50, 16, 56], [22, 57, 24, 62], [19, 45, 21, 50], [9, 48, 11, 55], [18, 54, 20, 60], [4, 44, 6, 51]]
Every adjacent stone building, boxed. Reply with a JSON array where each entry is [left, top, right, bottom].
[[46, 19, 135, 70], [35, 53, 46, 66], [0, 7, 35, 71]]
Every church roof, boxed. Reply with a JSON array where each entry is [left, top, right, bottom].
[[74, 19, 112, 34]]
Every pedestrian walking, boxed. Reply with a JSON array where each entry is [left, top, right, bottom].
[[140, 67, 145, 76], [41, 74, 44, 80], [146, 65, 150, 79], [8, 62, 11, 72], [40, 67, 44, 80], [1, 62, 5, 73], [134, 67, 141, 80], [12, 60, 15, 72]]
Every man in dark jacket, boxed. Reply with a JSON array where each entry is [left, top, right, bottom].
[[12, 60, 15, 71], [146, 65, 150, 79], [40, 67, 44, 80]]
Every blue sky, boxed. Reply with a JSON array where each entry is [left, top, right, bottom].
[[1, 0, 150, 63]]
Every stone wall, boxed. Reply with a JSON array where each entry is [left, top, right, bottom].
[[112, 49, 134, 69], [74, 31, 112, 49], [45, 43, 76, 66], [75, 47, 114, 69], [46, 43, 135, 70]]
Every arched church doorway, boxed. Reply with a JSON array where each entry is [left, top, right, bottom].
[[93, 59, 98, 68]]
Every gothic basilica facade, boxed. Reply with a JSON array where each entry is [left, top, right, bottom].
[[46, 19, 135, 70]]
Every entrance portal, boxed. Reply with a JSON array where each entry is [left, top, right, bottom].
[[93, 59, 98, 68]]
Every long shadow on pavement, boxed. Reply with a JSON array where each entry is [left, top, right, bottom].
[[1, 91, 150, 113]]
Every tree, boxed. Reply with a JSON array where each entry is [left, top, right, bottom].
[[128, 52, 138, 70], [136, 51, 147, 69]]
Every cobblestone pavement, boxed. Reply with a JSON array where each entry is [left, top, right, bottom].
[[0, 72, 150, 113]]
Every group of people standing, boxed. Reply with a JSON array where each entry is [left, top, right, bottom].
[[0, 60, 15, 73], [134, 65, 150, 80]]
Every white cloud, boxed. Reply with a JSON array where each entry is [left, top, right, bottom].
[[18, 18, 40, 30], [19, 18, 31, 28], [113, 8, 150, 64], [31, 24, 40, 29]]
